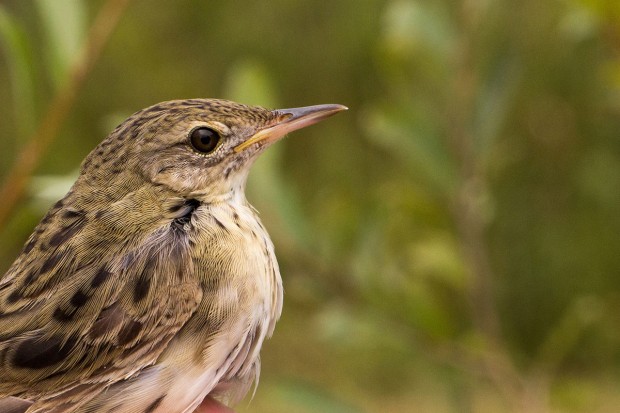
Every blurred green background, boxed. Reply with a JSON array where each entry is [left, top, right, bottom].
[[1, 0, 620, 412]]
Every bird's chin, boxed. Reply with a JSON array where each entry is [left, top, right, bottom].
[[188, 176, 249, 205]]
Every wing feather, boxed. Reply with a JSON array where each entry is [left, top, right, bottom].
[[0, 200, 203, 407]]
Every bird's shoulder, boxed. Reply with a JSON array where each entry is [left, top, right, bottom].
[[0, 193, 203, 400]]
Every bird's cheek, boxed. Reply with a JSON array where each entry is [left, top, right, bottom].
[[150, 169, 196, 195]]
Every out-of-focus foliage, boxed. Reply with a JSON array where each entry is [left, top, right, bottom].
[[1, 0, 620, 412]]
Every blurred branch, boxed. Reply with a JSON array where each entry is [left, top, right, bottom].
[[534, 296, 604, 376], [0, 0, 131, 228], [446, 2, 533, 412], [449, 0, 501, 350]]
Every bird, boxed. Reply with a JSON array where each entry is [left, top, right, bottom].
[[0, 98, 347, 413]]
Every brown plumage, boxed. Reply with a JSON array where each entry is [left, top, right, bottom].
[[0, 99, 346, 413]]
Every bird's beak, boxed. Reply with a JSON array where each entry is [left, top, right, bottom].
[[234, 104, 348, 153]]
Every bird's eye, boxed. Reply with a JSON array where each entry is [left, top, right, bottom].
[[189, 127, 220, 154]]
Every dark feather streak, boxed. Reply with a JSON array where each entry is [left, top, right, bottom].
[[70, 290, 90, 307], [40, 253, 62, 274], [61, 209, 83, 219], [117, 320, 143, 346], [53, 307, 76, 322], [91, 267, 111, 288], [171, 198, 200, 230], [49, 220, 85, 247], [133, 275, 151, 302], [144, 394, 166, 413], [89, 304, 124, 339], [6, 291, 20, 304], [22, 238, 37, 254], [12, 335, 77, 369]]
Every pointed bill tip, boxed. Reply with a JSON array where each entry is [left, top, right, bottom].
[[276, 104, 348, 118], [234, 103, 348, 153]]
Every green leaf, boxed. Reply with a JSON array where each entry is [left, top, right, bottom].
[[382, 0, 454, 60], [29, 172, 78, 212], [0, 6, 37, 138], [363, 105, 457, 196], [473, 57, 521, 163], [223, 59, 278, 108], [35, 0, 86, 89]]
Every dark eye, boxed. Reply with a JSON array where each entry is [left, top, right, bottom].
[[189, 127, 220, 154]]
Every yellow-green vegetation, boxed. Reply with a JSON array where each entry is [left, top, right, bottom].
[[1, 1, 619, 412]]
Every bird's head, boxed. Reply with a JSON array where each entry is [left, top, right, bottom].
[[79, 99, 346, 204]]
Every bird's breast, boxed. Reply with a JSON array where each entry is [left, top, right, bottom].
[[193, 201, 282, 324], [180, 200, 283, 383]]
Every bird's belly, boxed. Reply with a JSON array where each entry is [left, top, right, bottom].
[[148, 312, 267, 412]]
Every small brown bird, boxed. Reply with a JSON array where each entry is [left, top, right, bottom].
[[0, 99, 346, 413]]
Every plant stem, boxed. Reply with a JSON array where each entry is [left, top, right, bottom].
[[0, 0, 131, 228]]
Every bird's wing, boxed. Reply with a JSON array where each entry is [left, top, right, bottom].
[[0, 200, 203, 408], [0, 397, 31, 413]]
